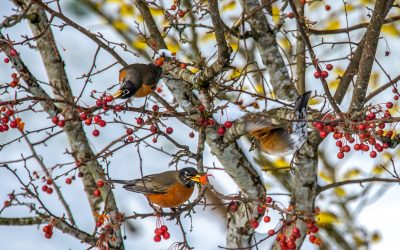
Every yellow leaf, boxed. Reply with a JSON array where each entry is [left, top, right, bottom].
[[113, 20, 129, 31], [372, 166, 384, 175], [319, 171, 333, 183], [106, 0, 122, 3], [189, 67, 200, 73], [326, 19, 341, 30], [308, 97, 322, 105], [120, 3, 134, 17], [150, 7, 163, 16], [131, 39, 147, 49], [278, 38, 291, 50], [271, 6, 279, 24], [229, 69, 241, 80], [345, 3, 354, 11], [272, 158, 289, 168], [136, 14, 143, 22], [328, 79, 339, 89], [343, 168, 361, 179], [165, 39, 179, 53], [316, 211, 339, 226], [334, 187, 346, 197], [371, 232, 381, 243], [382, 23, 400, 37], [222, 1, 236, 11], [334, 67, 345, 77], [255, 83, 264, 94], [201, 33, 216, 42]]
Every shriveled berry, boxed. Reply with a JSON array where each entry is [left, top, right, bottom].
[[126, 128, 133, 135]]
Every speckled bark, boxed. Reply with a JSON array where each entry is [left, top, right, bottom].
[[16, 0, 124, 248], [349, 0, 394, 112]]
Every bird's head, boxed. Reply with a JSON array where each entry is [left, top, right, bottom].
[[113, 80, 135, 99], [179, 167, 203, 187]]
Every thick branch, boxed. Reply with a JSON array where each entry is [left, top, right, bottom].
[[349, 0, 394, 113]]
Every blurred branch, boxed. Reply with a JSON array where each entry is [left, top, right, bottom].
[[318, 177, 400, 194], [240, 0, 298, 100]]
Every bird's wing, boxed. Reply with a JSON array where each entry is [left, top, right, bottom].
[[245, 115, 282, 133], [115, 171, 179, 195], [118, 64, 142, 85], [143, 65, 162, 88]]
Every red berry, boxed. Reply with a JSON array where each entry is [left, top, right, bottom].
[[180, 63, 187, 69], [136, 117, 144, 125], [263, 216, 271, 223], [92, 129, 100, 137], [127, 136, 133, 142], [319, 131, 328, 138], [84, 118, 92, 126], [105, 95, 113, 102], [65, 178, 72, 184], [79, 113, 87, 120], [58, 120, 65, 128], [4, 58, 9, 63], [96, 100, 102, 107], [326, 64, 333, 70], [287, 12, 295, 18], [160, 225, 168, 232], [96, 180, 104, 188], [335, 141, 342, 147], [46, 188, 53, 194], [44, 232, 53, 239], [162, 231, 170, 240], [152, 105, 159, 112], [386, 102, 394, 109], [51, 116, 59, 124], [96, 221, 103, 228], [337, 152, 344, 159], [314, 71, 321, 79], [257, 206, 265, 214], [9, 49, 17, 57], [93, 189, 101, 197], [343, 145, 350, 152], [42, 185, 48, 192], [370, 151, 377, 158], [250, 220, 259, 229], [358, 124, 365, 130], [1, 116, 9, 124], [150, 125, 157, 134], [126, 128, 133, 135], [152, 137, 158, 143], [321, 71, 328, 78], [189, 132, 195, 138], [178, 10, 185, 17], [171, 4, 177, 10], [94, 115, 101, 123], [311, 226, 319, 233], [198, 105, 205, 112], [266, 197, 273, 203], [217, 126, 225, 136], [11, 73, 17, 78], [354, 144, 361, 151], [114, 105, 123, 112], [309, 235, 316, 243], [166, 127, 173, 134], [325, 5, 331, 11], [46, 179, 53, 185], [224, 121, 233, 128], [99, 120, 106, 127], [287, 240, 296, 249], [9, 120, 17, 128], [4, 200, 11, 207], [153, 235, 161, 242], [43, 225, 51, 233], [268, 229, 275, 236]]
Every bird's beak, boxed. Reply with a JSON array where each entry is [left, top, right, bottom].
[[190, 174, 213, 184], [112, 89, 123, 99]]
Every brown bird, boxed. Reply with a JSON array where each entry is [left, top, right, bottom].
[[245, 91, 311, 156], [113, 63, 162, 99], [108, 167, 203, 208]]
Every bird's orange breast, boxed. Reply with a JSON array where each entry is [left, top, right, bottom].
[[145, 183, 194, 208], [134, 84, 154, 97]]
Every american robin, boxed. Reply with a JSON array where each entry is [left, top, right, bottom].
[[245, 91, 312, 156], [112, 63, 162, 99], [108, 167, 204, 208]]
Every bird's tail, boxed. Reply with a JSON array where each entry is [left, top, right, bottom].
[[294, 91, 312, 115]]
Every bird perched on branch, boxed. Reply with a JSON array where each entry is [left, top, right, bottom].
[[112, 63, 162, 99], [108, 167, 206, 208], [244, 91, 312, 156]]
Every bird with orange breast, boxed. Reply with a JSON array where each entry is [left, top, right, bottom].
[[108, 167, 206, 208], [112, 63, 162, 100], [227, 91, 312, 156]]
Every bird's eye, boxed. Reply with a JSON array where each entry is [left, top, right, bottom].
[[122, 89, 130, 96]]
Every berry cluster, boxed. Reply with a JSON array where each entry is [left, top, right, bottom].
[[165, 0, 186, 20], [314, 64, 333, 79], [153, 218, 170, 243], [313, 102, 396, 159], [306, 221, 322, 246], [42, 224, 54, 239], [0, 106, 24, 132], [9, 72, 19, 88], [42, 179, 54, 195], [3, 47, 17, 64]]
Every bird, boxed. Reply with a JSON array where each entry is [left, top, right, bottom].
[[112, 63, 162, 99], [108, 167, 203, 208], [244, 91, 312, 156]]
